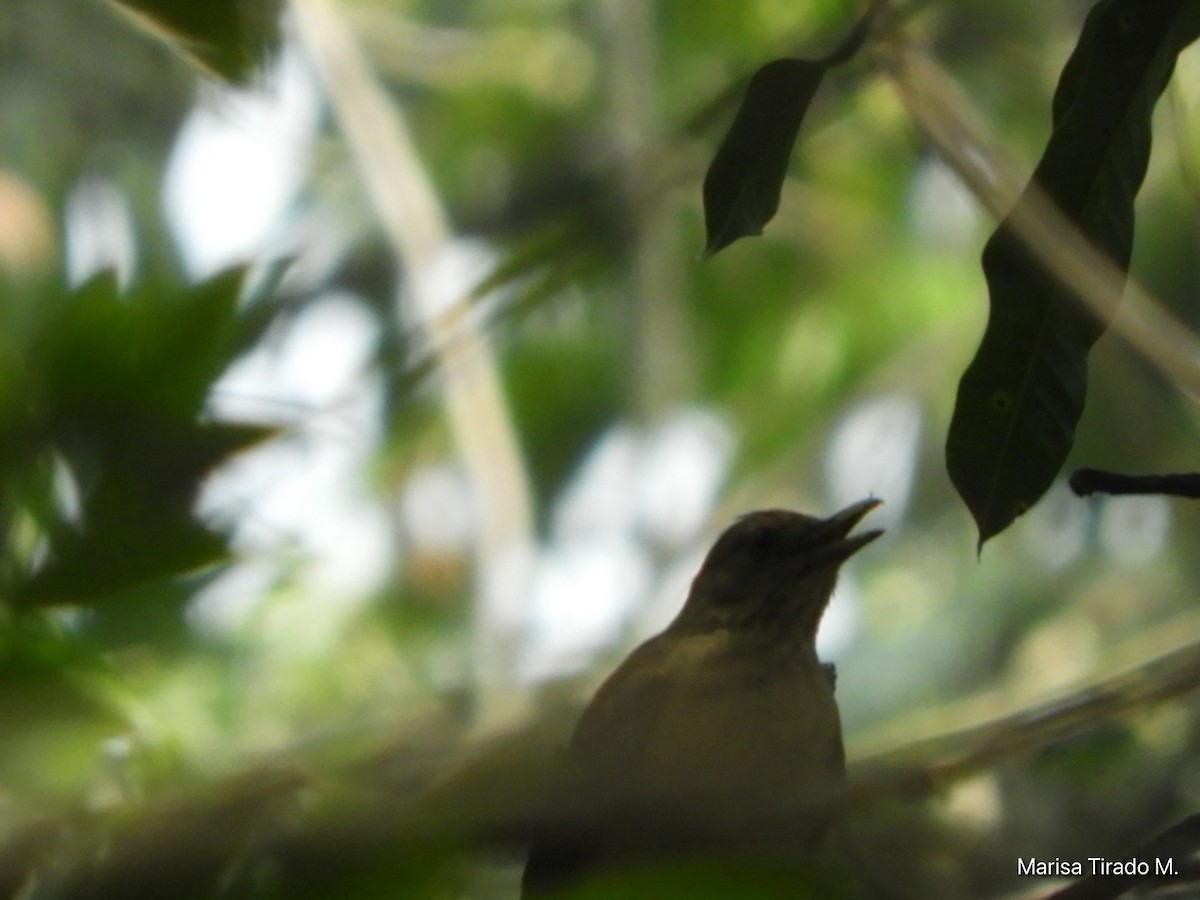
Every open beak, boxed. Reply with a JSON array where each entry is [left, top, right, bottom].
[[810, 498, 884, 567]]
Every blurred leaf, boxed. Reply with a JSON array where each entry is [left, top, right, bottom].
[[505, 329, 622, 520], [16, 483, 230, 606], [37, 268, 263, 429], [0, 613, 127, 797], [18, 424, 278, 606], [702, 59, 826, 258], [945, 0, 1200, 547], [105, 0, 283, 84], [4, 267, 279, 605], [0, 613, 115, 721], [81, 573, 212, 652]]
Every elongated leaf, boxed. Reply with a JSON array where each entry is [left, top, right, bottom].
[[946, 0, 1200, 548], [702, 59, 826, 258]]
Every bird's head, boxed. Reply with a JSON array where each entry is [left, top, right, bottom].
[[675, 499, 883, 639]]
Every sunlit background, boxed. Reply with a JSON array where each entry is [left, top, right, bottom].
[[4, 0, 1200, 896]]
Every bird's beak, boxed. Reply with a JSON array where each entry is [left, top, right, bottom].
[[810, 498, 884, 568]]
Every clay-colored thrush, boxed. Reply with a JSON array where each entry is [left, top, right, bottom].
[[522, 499, 882, 895]]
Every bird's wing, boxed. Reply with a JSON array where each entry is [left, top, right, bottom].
[[522, 634, 681, 896], [568, 632, 680, 762]]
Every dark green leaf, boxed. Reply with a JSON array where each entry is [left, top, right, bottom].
[[946, 0, 1200, 548], [15, 492, 231, 606], [702, 59, 826, 258], [36, 267, 264, 447], [6, 267, 280, 605], [105, 0, 283, 84]]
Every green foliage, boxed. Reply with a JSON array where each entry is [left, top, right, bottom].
[[701, 0, 1200, 545], [0, 260, 286, 814], [505, 325, 623, 522], [8, 0, 1200, 896], [0, 610, 129, 802], [947, 0, 1200, 546], [1, 267, 277, 606]]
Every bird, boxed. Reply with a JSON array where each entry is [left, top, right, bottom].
[[521, 498, 883, 896]]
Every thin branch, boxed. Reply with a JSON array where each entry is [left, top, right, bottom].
[[849, 631, 1200, 803], [1069, 467, 1200, 498], [819, 0, 887, 68]]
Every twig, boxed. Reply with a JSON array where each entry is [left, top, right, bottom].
[[820, 0, 888, 68], [849, 635, 1200, 802], [1069, 468, 1200, 498]]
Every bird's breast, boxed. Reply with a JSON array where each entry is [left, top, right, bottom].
[[650, 632, 843, 780], [602, 630, 847, 847]]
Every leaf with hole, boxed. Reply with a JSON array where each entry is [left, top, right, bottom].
[[946, 0, 1200, 548]]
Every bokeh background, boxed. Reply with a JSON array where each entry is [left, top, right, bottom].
[[4, 0, 1200, 896]]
